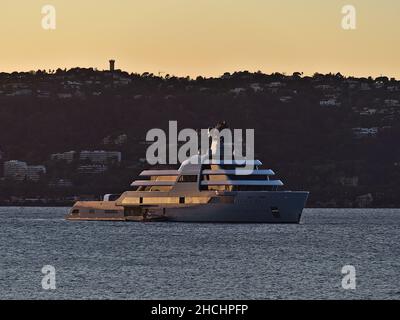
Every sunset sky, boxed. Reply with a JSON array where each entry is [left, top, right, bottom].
[[1, 0, 399, 78]]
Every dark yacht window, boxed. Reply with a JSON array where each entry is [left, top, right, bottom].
[[271, 207, 280, 218], [227, 175, 266, 181], [107, 194, 121, 201], [178, 175, 198, 183], [221, 164, 248, 170], [233, 186, 276, 191]]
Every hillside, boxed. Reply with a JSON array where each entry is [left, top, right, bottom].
[[0, 69, 399, 207]]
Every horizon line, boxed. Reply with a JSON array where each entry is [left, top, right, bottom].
[[0, 66, 397, 81]]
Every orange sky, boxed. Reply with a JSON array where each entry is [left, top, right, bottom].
[[1, 0, 399, 78]]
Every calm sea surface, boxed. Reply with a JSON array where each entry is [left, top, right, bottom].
[[0, 207, 399, 300]]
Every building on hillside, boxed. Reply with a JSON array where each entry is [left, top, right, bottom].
[[352, 127, 379, 138], [338, 176, 359, 187], [4, 161, 46, 181], [51, 151, 77, 163], [26, 165, 46, 182], [4, 160, 28, 181], [78, 165, 108, 174], [356, 193, 374, 208], [79, 151, 121, 164]]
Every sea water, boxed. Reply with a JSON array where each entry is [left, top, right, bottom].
[[0, 207, 399, 300]]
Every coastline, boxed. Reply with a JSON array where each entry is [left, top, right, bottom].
[[0, 203, 398, 209], [0, 201, 73, 207]]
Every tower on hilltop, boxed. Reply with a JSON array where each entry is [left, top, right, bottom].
[[109, 59, 115, 72]]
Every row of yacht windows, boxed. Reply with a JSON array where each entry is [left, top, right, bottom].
[[122, 196, 212, 205], [202, 164, 259, 170], [200, 185, 278, 191], [136, 171, 276, 192], [121, 196, 237, 206], [137, 185, 278, 192], [147, 173, 269, 184]]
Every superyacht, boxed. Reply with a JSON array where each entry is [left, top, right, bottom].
[[67, 124, 309, 223]]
